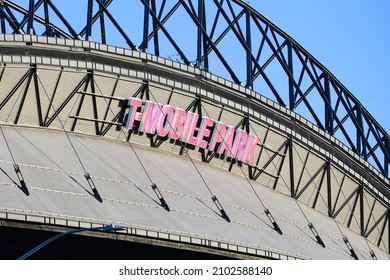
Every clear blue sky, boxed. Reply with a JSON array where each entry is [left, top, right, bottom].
[[250, 0, 390, 133], [14, 0, 390, 133]]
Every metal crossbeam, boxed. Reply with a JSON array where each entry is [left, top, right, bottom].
[[0, 0, 388, 178], [0, 0, 389, 254]]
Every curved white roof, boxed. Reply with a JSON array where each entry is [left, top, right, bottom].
[[0, 125, 387, 259]]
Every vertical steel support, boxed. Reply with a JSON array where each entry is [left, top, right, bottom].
[[196, 0, 203, 68], [142, 0, 150, 52], [150, 0, 159, 56], [98, 0, 106, 44], [245, 6, 252, 89], [356, 106, 361, 156], [195, 0, 208, 69], [32, 65, 44, 126], [324, 73, 333, 134], [359, 184, 365, 236], [27, 0, 34, 34], [89, 71, 100, 135], [200, 0, 208, 70], [356, 105, 367, 159], [287, 40, 294, 109], [43, 0, 51, 36], [86, 0, 93, 40], [326, 159, 332, 217], [384, 136, 390, 177], [0, 3, 5, 33], [288, 136, 295, 197]]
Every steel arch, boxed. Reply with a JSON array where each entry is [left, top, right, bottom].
[[0, 0, 388, 179], [0, 36, 389, 255], [0, 0, 389, 257]]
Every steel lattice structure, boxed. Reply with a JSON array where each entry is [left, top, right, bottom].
[[0, 0, 389, 259], [0, 0, 388, 177]]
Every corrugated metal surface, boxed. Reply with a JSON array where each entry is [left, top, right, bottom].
[[0, 38, 388, 258], [0, 125, 387, 259]]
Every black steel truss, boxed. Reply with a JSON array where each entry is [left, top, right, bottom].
[[0, 61, 388, 252], [0, 0, 389, 253], [0, 0, 388, 179]]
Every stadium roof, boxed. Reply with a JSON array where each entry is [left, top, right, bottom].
[[0, 125, 387, 259]]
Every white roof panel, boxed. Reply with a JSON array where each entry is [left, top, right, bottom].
[[0, 125, 387, 260]]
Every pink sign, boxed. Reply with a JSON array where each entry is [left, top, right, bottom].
[[126, 98, 260, 166]]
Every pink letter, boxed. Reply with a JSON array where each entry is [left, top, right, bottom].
[[157, 105, 175, 137], [232, 129, 248, 161], [196, 117, 214, 149], [208, 122, 226, 152], [140, 101, 162, 134], [217, 125, 234, 158], [181, 112, 194, 143], [243, 134, 260, 166], [126, 98, 143, 130], [169, 108, 187, 140], [185, 113, 200, 145]]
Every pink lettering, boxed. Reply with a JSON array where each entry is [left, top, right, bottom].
[[169, 108, 187, 140], [217, 125, 235, 158], [140, 100, 162, 134], [186, 113, 199, 145], [126, 98, 261, 168], [196, 117, 214, 149], [232, 129, 248, 161], [243, 134, 260, 166], [208, 122, 226, 152], [126, 98, 143, 130], [157, 105, 175, 137], [181, 112, 195, 143]]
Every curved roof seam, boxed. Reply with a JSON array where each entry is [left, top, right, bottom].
[[0, 2, 388, 258], [0, 206, 308, 259], [2, 179, 348, 254], [0, 159, 157, 193], [2, 125, 387, 248], [1, 46, 389, 192], [3, 129, 382, 255], [8, 183, 360, 258]]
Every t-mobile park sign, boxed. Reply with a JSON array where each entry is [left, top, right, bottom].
[[126, 98, 260, 167]]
